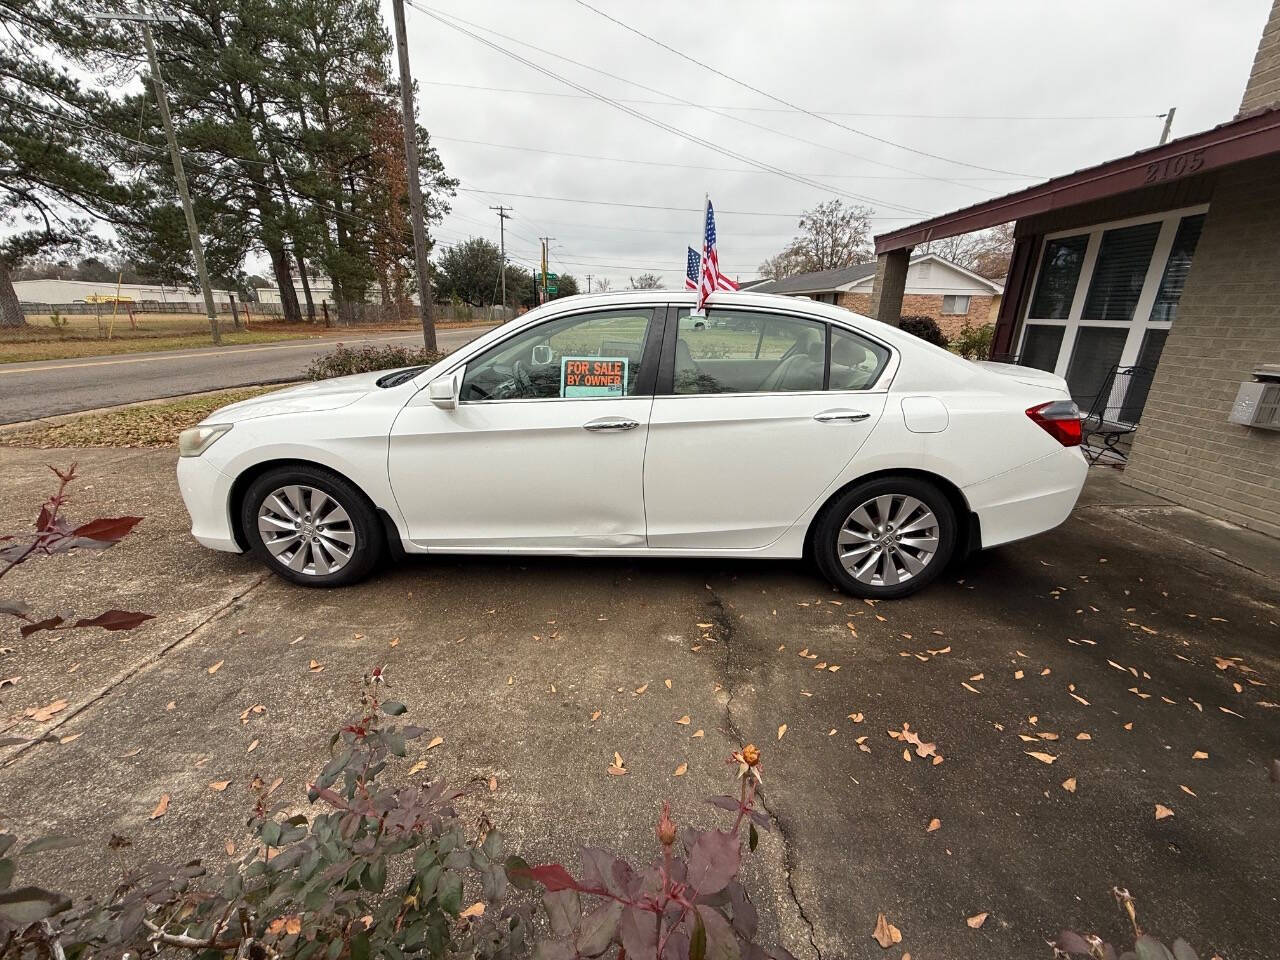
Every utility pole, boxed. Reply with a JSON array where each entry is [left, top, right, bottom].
[[1158, 106, 1176, 146], [585, 274, 593, 294], [538, 235, 555, 303], [95, 8, 220, 345], [490, 205, 512, 312], [390, 0, 438, 351]]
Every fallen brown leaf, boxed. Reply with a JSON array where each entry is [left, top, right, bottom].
[[634, 683, 648, 695], [120, 747, 142, 758], [208, 780, 231, 792], [1179, 784, 1196, 797], [674, 763, 687, 776], [777, 723, 787, 740], [150, 794, 170, 819], [1062, 777, 1077, 793], [1155, 804, 1174, 820], [459, 903, 485, 919], [407, 760, 428, 776], [207, 660, 224, 675], [308, 659, 324, 673], [590, 710, 602, 722], [872, 913, 902, 949], [426, 736, 444, 750], [926, 818, 941, 833], [1025, 751, 1057, 765], [58, 732, 82, 745], [1192, 750, 1208, 760], [966, 912, 988, 929], [676, 715, 691, 725], [246, 739, 259, 754], [692, 729, 704, 738], [961, 682, 981, 695]]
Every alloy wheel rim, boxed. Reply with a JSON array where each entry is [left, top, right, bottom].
[[257, 484, 356, 576], [837, 494, 940, 587]]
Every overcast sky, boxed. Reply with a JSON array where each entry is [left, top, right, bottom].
[[396, 0, 1272, 290]]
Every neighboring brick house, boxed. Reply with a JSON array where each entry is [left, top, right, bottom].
[[753, 254, 1003, 338], [866, 0, 1280, 538]]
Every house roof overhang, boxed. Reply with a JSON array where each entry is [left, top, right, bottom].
[[874, 107, 1280, 255]]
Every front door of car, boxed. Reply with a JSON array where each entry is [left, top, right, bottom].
[[388, 306, 660, 550], [643, 307, 893, 549]]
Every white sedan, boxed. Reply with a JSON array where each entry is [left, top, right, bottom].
[[177, 290, 1087, 599]]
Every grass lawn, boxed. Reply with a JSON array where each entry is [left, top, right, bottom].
[[0, 329, 324, 364], [0, 385, 281, 448]]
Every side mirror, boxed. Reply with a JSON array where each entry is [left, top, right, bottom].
[[427, 373, 460, 410]]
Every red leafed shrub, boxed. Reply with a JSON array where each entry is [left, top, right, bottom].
[[505, 744, 796, 960], [0, 464, 152, 642]]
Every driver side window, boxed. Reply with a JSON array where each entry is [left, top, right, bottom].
[[459, 308, 655, 402]]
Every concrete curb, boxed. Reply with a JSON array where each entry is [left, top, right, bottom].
[[0, 381, 301, 436]]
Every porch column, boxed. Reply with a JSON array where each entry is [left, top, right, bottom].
[[868, 247, 912, 327]]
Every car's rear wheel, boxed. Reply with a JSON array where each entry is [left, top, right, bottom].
[[813, 476, 956, 599], [241, 465, 383, 587]]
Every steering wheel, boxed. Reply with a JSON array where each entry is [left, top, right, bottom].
[[492, 359, 535, 399]]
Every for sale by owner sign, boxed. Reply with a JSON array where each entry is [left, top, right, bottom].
[[561, 356, 628, 398]]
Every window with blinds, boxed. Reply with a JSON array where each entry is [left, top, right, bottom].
[[1029, 234, 1088, 319], [1149, 214, 1205, 324], [1021, 324, 1065, 372], [1065, 327, 1129, 409], [1081, 221, 1161, 322]]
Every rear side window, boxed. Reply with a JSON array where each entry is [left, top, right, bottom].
[[829, 327, 890, 390], [673, 308, 826, 394]]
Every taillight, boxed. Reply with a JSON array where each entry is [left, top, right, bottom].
[[1026, 400, 1082, 447]]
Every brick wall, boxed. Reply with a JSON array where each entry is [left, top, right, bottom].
[[1123, 154, 1280, 537], [1239, 0, 1280, 115], [838, 292, 994, 338]]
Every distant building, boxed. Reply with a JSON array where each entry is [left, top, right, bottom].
[[753, 254, 1003, 337], [14, 277, 235, 304], [255, 281, 418, 306]]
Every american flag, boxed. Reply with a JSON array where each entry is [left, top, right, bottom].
[[696, 197, 738, 313], [685, 247, 700, 290]]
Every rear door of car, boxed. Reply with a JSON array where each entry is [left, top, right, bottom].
[[643, 304, 894, 550]]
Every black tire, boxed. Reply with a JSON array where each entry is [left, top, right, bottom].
[[241, 465, 384, 587], [813, 476, 957, 599]]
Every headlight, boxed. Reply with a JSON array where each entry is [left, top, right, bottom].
[[178, 423, 233, 457]]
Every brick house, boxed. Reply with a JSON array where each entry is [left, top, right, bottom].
[[864, 0, 1280, 538], [752, 254, 1003, 338]]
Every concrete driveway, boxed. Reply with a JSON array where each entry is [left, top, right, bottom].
[[1, 448, 1277, 960]]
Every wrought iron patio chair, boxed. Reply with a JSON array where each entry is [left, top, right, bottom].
[[1080, 364, 1156, 465]]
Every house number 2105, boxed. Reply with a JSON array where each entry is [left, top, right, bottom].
[[1144, 149, 1206, 183]]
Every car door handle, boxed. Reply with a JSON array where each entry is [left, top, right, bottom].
[[814, 409, 871, 423], [583, 416, 640, 432]]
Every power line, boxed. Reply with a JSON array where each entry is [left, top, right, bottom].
[[433, 134, 1035, 181], [420, 79, 1162, 123], [405, 2, 935, 214], [455, 188, 917, 219], [571, 0, 1039, 179]]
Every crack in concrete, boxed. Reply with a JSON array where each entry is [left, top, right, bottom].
[[706, 587, 823, 960], [2, 572, 270, 767]]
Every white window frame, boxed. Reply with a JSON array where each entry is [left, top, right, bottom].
[[1017, 203, 1209, 379]]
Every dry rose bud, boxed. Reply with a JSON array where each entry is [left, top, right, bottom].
[[741, 744, 761, 767], [656, 802, 677, 847]]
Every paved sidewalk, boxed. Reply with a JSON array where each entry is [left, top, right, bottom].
[[1, 452, 1277, 959]]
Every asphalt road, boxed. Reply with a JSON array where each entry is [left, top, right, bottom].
[[0, 325, 495, 425], [2, 451, 1277, 960]]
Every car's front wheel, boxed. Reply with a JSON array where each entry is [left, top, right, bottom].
[[813, 476, 956, 599], [241, 465, 383, 587]]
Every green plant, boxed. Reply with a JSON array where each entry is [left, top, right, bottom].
[[305, 343, 444, 381], [1, 670, 530, 959], [47, 312, 68, 335], [507, 744, 796, 960], [950, 321, 995, 360], [897, 315, 948, 348]]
